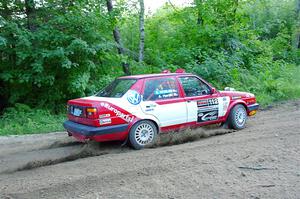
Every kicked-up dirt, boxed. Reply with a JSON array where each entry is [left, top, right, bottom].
[[0, 100, 299, 199]]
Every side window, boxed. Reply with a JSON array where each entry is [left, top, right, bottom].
[[179, 76, 211, 97], [143, 78, 179, 101]]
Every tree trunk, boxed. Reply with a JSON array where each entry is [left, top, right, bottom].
[[1, 0, 11, 20], [106, 0, 130, 75], [297, 0, 300, 19], [194, 0, 203, 25], [138, 0, 145, 62], [296, 0, 300, 48], [233, 0, 239, 22], [25, 0, 36, 31], [167, 0, 178, 12]]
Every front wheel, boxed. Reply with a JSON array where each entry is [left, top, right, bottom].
[[227, 104, 247, 130], [128, 120, 157, 150]]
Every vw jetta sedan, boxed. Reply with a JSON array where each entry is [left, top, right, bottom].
[[63, 70, 259, 149]]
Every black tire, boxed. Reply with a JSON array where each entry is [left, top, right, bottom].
[[227, 104, 247, 130], [128, 120, 158, 150]]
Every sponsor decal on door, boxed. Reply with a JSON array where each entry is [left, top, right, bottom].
[[197, 98, 219, 122]]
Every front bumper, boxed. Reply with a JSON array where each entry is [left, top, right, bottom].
[[63, 120, 129, 137], [247, 103, 259, 111]]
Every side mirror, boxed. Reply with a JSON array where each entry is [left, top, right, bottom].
[[211, 87, 217, 94]]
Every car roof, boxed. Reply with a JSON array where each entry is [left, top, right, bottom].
[[118, 73, 193, 79]]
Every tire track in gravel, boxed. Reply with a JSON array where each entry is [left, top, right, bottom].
[[3, 122, 299, 199], [0, 141, 132, 174], [0, 99, 298, 175], [0, 127, 234, 174], [0, 99, 299, 199]]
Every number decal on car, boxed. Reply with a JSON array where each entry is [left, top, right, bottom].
[[208, 98, 218, 106]]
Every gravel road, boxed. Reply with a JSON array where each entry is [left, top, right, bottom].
[[0, 100, 299, 199]]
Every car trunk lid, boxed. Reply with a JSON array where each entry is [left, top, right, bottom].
[[67, 97, 130, 127]]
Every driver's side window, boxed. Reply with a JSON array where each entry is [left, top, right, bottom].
[[143, 78, 179, 101], [179, 76, 211, 97]]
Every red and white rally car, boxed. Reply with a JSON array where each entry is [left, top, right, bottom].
[[63, 70, 259, 149]]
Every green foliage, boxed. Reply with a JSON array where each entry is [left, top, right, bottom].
[[1, 0, 300, 135], [121, 0, 300, 106], [0, 0, 123, 108], [0, 104, 65, 135]]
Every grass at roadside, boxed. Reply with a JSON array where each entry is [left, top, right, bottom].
[[256, 66, 300, 106], [228, 65, 300, 106], [0, 104, 65, 136]]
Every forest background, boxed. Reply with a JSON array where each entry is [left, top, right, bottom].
[[1, 0, 300, 135]]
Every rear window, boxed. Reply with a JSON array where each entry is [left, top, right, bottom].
[[96, 79, 136, 98]]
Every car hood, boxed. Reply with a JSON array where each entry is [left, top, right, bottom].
[[220, 91, 254, 98]]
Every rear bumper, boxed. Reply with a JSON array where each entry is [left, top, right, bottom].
[[63, 120, 129, 137], [247, 103, 259, 111]]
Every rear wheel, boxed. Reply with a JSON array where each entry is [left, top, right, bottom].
[[227, 104, 247, 130], [129, 120, 157, 150]]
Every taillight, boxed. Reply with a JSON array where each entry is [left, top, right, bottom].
[[86, 107, 97, 119]]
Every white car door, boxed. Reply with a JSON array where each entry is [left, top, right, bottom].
[[140, 77, 187, 127]]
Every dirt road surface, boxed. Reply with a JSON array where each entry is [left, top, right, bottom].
[[0, 100, 299, 199]]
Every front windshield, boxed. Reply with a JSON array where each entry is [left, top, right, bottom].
[[96, 79, 137, 98]]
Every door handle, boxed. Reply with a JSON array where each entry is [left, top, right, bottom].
[[187, 100, 191, 103], [146, 104, 156, 108]]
